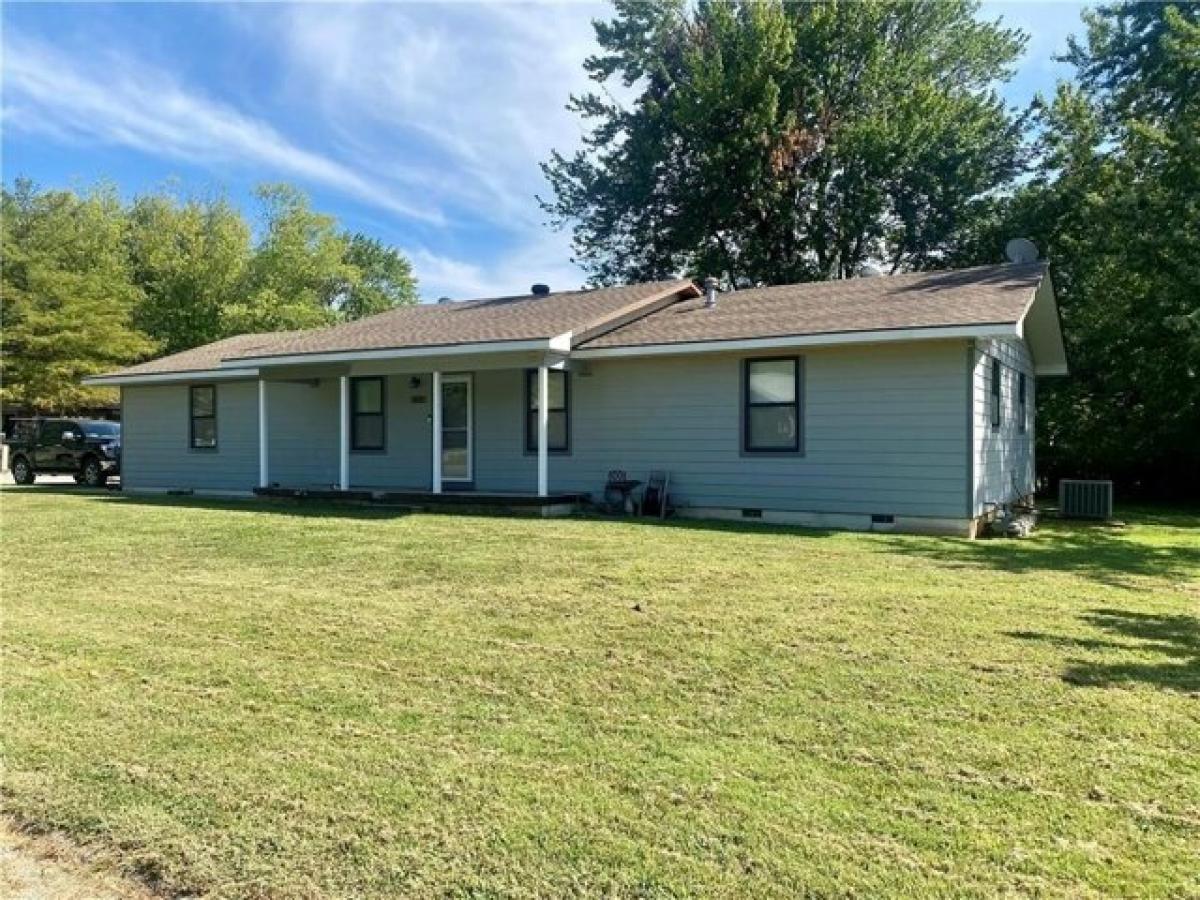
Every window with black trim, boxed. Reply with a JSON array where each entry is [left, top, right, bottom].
[[351, 376, 385, 451], [190, 385, 217, 449], [1018, 372, 1027, 433], [990, 358, 1002, 429], [525, 369, 569, 452], [743, 357, 800, 453]]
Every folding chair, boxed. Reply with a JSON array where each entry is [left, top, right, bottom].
[[641, 470, 671, 519]]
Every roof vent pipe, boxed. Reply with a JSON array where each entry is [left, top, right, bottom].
[[531, 283, 551, 296], [703, 275, 718, 309]]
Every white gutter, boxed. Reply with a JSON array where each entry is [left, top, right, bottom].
[[83, 367, 261, 387], [228, 337, 563, 369], [572, 323, 1019, 359]]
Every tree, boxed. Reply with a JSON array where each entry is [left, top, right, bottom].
[[1, 180, 156, 411], [949, 2, 1200, 496], [225, 184, 355, 333], [336, 233, 419, 319], [541, 0, 1027, 285], [126, 191, 252, 355]]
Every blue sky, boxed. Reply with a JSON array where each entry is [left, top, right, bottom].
[[2, 2, 1088, 301]]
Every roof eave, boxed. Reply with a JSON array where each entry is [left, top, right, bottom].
[[227, 336, 569, 369], [572, 322, 1020, 359], [82, 366, 262, 387]]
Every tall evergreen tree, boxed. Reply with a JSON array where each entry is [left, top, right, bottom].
[[541, 0, 1027, 285]]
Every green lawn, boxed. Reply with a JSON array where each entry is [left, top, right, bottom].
[[2, 491, 1197, 898]]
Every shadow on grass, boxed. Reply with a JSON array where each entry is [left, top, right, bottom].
[[3, 486, 415, 521], [1008, 608, 1200, 693], [872, 519, 1200, 589]]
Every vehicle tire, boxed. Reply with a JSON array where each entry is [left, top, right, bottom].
[[74, 474, 86, 484], [11, 455, 36, 485], [81, 456, 107, 487]]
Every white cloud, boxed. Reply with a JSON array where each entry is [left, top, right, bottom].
[[407, 230, 587, 301], [1, 33, 444, 225]]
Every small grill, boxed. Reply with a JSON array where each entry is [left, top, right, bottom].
[[1059, 479, 1113, 520]]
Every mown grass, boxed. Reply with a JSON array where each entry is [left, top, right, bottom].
[[1, 490, 1197, 898]]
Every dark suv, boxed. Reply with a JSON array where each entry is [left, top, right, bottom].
[[7, 418, 121, 486]]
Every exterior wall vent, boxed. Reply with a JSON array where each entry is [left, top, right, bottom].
[[1059, 479, 1113, 520], [741, 508, 763, 519], [871, 514, 895, 524]]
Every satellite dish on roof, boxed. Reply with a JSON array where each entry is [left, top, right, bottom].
[[1005, 238, 1039, 264]]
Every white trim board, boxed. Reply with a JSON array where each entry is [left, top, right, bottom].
[[230, 336, 568, 369], [572, 323, 1019, 359], [83, 367, 260, 387]]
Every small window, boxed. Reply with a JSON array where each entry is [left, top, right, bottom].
[[525, 369, 569, 452], [990, 358, 1002, 430], [190, 385, 217, 449], [1018, 372, 1027, 434], [351, 377, 385, 451], [743, 357, 801, 453]]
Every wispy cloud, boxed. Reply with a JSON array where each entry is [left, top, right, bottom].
[[1, 32, 444, 225]]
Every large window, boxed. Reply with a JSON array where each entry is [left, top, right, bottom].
[[743, 357, 801, 453], [351, 377, 385, 451], [1018, 372, 1027, 434], [190, 385, 217, 449], [525, 369, 569, 453], [990, 358, 1002, 430]]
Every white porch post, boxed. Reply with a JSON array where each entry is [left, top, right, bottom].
[[338, 375, 350, 491], [537, 364, 549, 497], [431, 370, 443, 494], [257, 378, 268, 488]]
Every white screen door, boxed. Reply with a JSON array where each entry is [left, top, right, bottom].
[[440, 374, 472, 482]]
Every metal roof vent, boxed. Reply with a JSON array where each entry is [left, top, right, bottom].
[[437, 296, 453, 304], [703, 275, 718, 309], [531, 283, 551, 296]]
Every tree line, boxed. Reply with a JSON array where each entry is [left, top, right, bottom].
[[542, 0, 1199, 496], [1, 182, 417, 411]]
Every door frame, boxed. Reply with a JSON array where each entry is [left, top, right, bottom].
[[440, 373, 473, 483]]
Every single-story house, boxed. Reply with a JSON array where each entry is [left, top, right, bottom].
[[85, 262, 1067, 535]]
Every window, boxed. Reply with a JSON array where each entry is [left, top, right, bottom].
[[190, 385, 217, 449], [351, 377, 385, 451], [990, 358, 1002, 430], [525, 369, 569, 452], [1018, 372, 1027, 433], [743, 357, 801, 453]]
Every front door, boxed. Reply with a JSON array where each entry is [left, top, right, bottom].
[[440, 374, 472, 483]]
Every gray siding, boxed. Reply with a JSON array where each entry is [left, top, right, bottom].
[[541, 342, 970, 518], [122, 342, 974, 520], [122, 381, 259, 491], [970, 337, 1036, 515]]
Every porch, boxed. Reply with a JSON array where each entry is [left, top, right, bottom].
[[251, 345, 573, 499], [252, 485, 588, 517]]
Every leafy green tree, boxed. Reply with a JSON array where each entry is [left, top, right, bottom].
[[541, 0, 1027, 284], [226, 184, 354, 333], [336, 233, 419, 319], [1, 180, 156, 410], [950, 2, 1200, 495], [126, 191, 252, 355]]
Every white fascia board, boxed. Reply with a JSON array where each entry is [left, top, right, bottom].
[[572, 323, 1019, 359], [1035, 363, 1070, 377], [83, 367, 260, 387], [230, 338, 557, 369]]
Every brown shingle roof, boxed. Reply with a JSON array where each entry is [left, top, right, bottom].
[[578, 262, 1047, 349], [101, 332, 300, 377], [226, 280, 696, 361], [90, 265, 1047, 381]]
